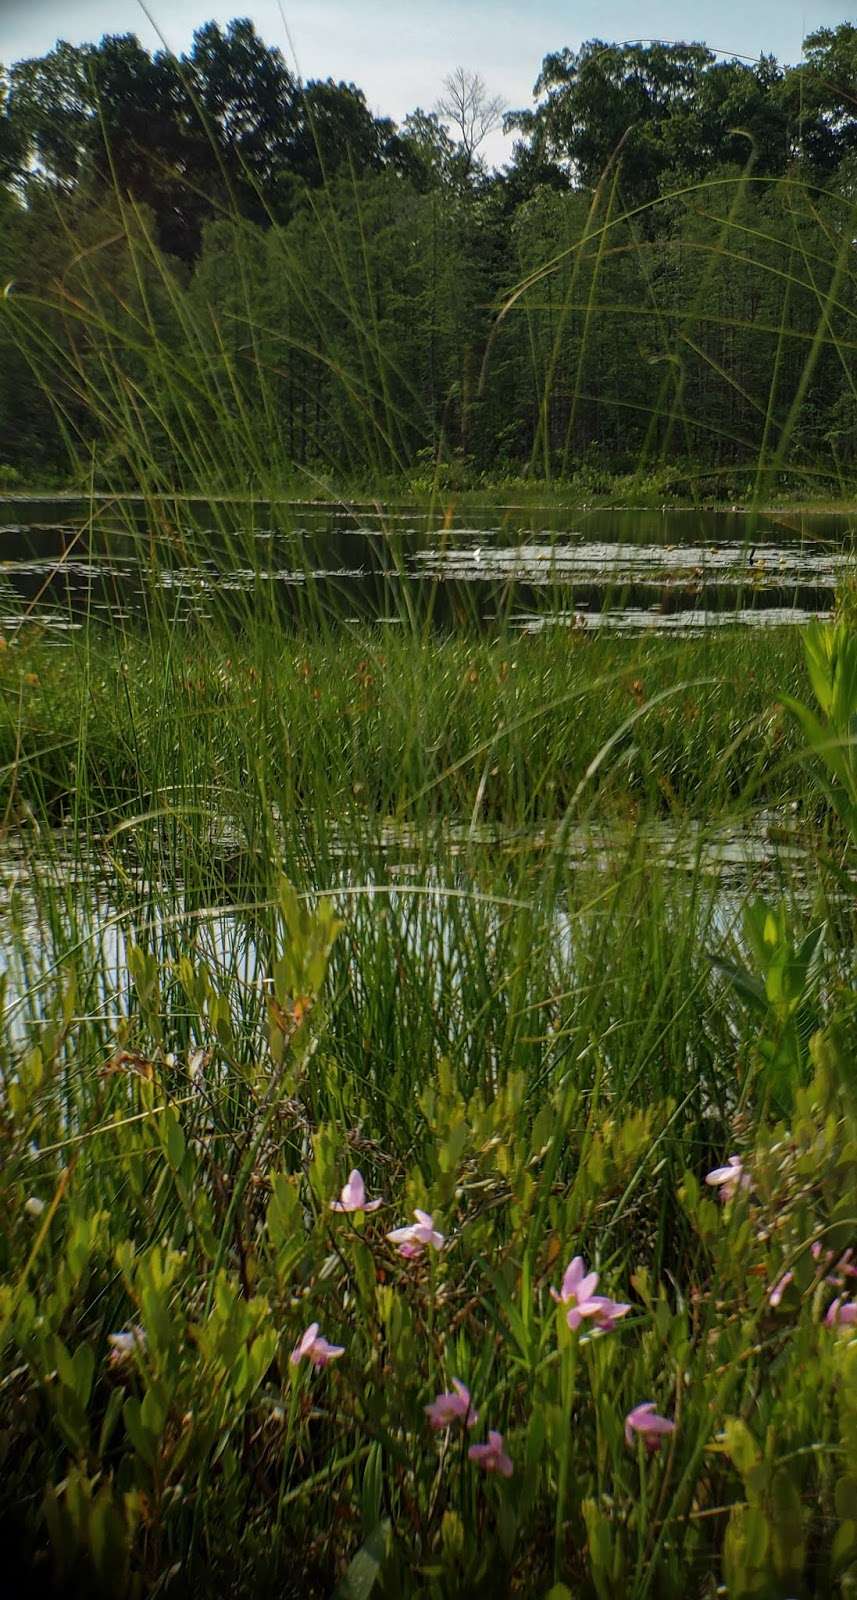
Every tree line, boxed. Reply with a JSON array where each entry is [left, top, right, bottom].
[[3, 19, 857, 491]]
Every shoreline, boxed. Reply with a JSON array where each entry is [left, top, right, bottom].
[[3, 488, 857, 515]]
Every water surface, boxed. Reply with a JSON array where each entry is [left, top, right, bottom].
[[0, 498, 852, 637]]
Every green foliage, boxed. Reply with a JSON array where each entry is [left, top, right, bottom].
[[0, 621, 810, 824], [714, 897, 826, 1111], [0, 609, 856, 1594], [1, 915, 856, 1594], [782, 622, 857, 841]]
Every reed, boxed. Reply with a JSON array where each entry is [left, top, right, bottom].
[[1, 84, 857, 1598]]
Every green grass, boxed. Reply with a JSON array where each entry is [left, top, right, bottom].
[[0, 621, 817, 830], [8, 469, 857, 511]]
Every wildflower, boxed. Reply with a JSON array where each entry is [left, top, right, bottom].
[[23, 1196, 45, 1218], [822, 1247, 857, 1286], [550, 1255, 601, 1326], [551, 1255, 629, 1333], [468, 1429, 513, 1477], [825, 1298, 857, 1327], [289, 1322, 345, 1367], [426, 1379, 478, 1430], [386, 1209, 444, 1257], [625, 1402, 675, 1451], [769, 1271, 794, 1307], [330, 1168, 382, 1213], [705, 1155, 750, 1202], [107, 1326, 146, 1366], [590, 1296, 632, 1333]]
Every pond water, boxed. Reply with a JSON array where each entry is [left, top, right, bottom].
[[0, 497, 853, 638], [0, 496, 847, 1015], [0, 805, 822, 1032]]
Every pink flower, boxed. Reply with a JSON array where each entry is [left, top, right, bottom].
[[330, 1168, 383, 1213], [705, 1155, 750, 1202], [589, 1296, 632, 1332], [289, 1322, 345, 1367], [550, 1256, 629, 1333], [827, 1249, 857, 1286], [625, 1402, 675, 1451], [386, 1209, 445, 1257], [825, 1298, 857, 1327], [769, 1271, 794, 1307], [425, 1379, 478, 1430], [468, 1429, 513, 1477]]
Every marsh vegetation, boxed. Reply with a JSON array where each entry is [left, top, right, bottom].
[[2, 15, 857, 1599]]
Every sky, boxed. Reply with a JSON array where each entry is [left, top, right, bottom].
[[0, 0, 851, 164]]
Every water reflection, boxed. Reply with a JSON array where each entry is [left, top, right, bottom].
[[0, 808, 814, 1028], [0, 497, 852, 637]]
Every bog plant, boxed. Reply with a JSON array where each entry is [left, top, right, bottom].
[[3, 30, 857, 1588], [1, 618, 857, 1598]]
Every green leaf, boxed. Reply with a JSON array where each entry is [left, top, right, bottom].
[[709, 954, 767, 1013], [123, 1397, 157, 1468], [836, 1477, 857, 1524], [526, 1403, 546, 1473], [334, 1518, 390, 1600], [770, 1467, 804, 1577], [723, 1417, 762, 1478], [833, 1520, 857, 1573], [360, 1443, 383, 1537], [70, 1343, 95, 1409], [162, 1107, 185, 1169], [438, 1118, 468, 1173], [98, 1385, 126, 1458]]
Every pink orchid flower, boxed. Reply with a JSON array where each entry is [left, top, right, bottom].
[[550, 1256, 629, 1333], [705, 1155, 750, 1202], [425, 1379, 478, 1430], [827, 1249, 857, 1285], [550, 1255, 601, 1327], [769, 1271, 794, 1307], [625, 1402, 675, 1451], [386, 1209, 445, 1257], [468, 1429, 513, 1477], [330, 1168, 383, 1213], [590, 1296, 632, 1332], [289, 1322, 345, 1367], [825, 1298, 857, 1327]]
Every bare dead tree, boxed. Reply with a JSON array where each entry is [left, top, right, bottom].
[[434, 68, 506, 177]]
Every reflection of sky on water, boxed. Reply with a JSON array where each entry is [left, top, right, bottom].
[[515, 605, 831, 633], [0, 499, 852, 637], [0, 810, 817, 1034]]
